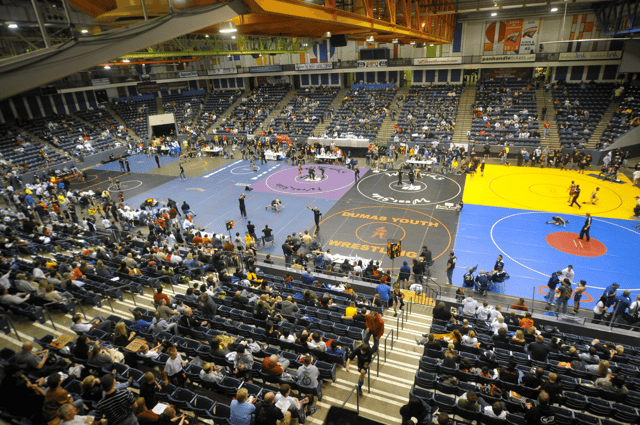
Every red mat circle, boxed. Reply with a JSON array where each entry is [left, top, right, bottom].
[[545, 232, 607, 257]]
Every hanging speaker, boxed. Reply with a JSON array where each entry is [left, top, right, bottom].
[[330, 34, 348, 47], [251, 54, 260, 59]]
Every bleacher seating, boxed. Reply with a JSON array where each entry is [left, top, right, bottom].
[[114, 97, 158, 139], [599, 87, 640, 149], [162, 93, 206, 134], [470, 79, 540, 146], [552, 82, 614, 147], [268, 87, 339, 140], [213, 84, 290, 136], [324, 87, 396, 139], [389, 84, 461, 146], [195, 89, 241, 132], [411, 304, 640, 425], [0, 121, 67, 173]]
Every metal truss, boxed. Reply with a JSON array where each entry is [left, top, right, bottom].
[[120, 35, 313, 58], [593, 0, 640, 35]]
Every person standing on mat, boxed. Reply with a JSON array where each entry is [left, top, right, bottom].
[[408, 169, 415, 186], [569, 185, 582, 208], [246, 220, 257, 241], [125, 158, 130, 173], [238, 194, 247, 218], [118, 157, 125, 173], [179, 164, 186, 180], [579, 212, 592, 242], [446, 251, 457, 285], [307, 206, 322, 230], [567, 181, 576, 203], [354, 166, 360, 182], [397, 170, 403, 186], [155, 154, 161, 168]]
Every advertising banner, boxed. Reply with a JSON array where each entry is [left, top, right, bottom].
[[249, 65, 283, 73], [480, 54, 536, 63], [295, 63, 333, 70], [137, 82, 159, 94], [357, 60, 388, 68], [559, 51, 622, 60], [179, 71, 198, 78], [207, 68, 237, 75], [413, 57, 462, 65]]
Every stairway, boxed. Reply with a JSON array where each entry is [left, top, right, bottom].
[[313, 87, 350, 137], [589, 102, 618, 149], [156, 96, 164, 115], [104, 105, 142, 141], [451, 86, 477, 145], [373, 86, 410, 146], [536, 88, 560, 149], [12, 124, 69, 159], [190, 91, 211, 127], [253, 90, 297, 137], [205, 91, 248, 133]]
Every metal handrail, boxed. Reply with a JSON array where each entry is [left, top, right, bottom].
[[1, 314, 22, 341], [384, 329, 394, 361], [112, 284, 137, 306], [367, 351, 380, 393], [340, 384, 360, 414]]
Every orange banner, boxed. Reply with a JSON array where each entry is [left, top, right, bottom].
[[503, 19, 523, 52]]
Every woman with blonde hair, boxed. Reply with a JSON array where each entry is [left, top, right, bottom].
[[510, 330, 526, 346], [113, 322, 136, 347], [230, 387, 256, 425], [461, 330, 478, 347]]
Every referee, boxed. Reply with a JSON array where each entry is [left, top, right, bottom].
[[238, 194, 247, 218], [307, 206, 322, 230]]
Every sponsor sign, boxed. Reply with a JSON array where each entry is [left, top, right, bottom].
[[91, 78, 110, 86], [137, 82, 159, 94], [295, 63, 333, 70], [480, 54, 536, 63], [559, 51, 623, 60], [207, 68, 238, 75], [249, 65, 283, 73], [357, 60, 388, 68], [413, 57, 462, 65], [179, 71, 198, 78]]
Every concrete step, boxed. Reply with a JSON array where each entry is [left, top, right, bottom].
[[206, 91, 248, 133], [315, 87, 352, 136], [253, 90, 297, 137]]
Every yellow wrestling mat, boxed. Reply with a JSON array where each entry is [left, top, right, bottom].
[[462, 165, 640, 220]]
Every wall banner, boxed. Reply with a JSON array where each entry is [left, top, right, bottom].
[[357, 60, 388, 68], [559, 51, 623, 60], [480, 54, 536, 63], [295, 63, 333, 70], [207, 68, 237, 75], [413, 57, 462, 65], [179, 71, 198, 78], [519, 19, 539, 54], [503, 19, 524, 52]]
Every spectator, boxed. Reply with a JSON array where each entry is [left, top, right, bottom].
[[538, 373, 562, 405], [261, 354, 290, 377], [511, 297, 528, 311], [595, 374, 628, 395], [297, 356, 320, 388], [524, 391, 555, 425], [519, 312, 534, 328], [528, 335, 551, 362], [461, 293, 478, 316]]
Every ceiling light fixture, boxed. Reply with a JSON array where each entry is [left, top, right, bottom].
[[491, 12, 497, 16], [551, 7, 558, 12], [122, 58, 130, 63], [392, 39, 399, 43], [219, 22, 237, 33], [104, 65, 111, 69], [231, 35, 236, 39], [205, 34, 209, 38], [430, 44, 434, 46], [8, 23, 17, 29], [81, 29, 88, 34]]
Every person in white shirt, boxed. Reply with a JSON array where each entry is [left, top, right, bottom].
[[461, 330, 478, 347], [475, 301, 492, 321], [488, 305, 502, 323], [482, 401, 507, 419], [561, 265, 575, 283], [461, 295, 478, 316], [199, 362, 224, 383], [306, 333, 326, 352], [137, 342, 163, 359], [491, 316, 508, 334]]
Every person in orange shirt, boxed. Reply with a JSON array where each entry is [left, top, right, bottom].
[[518, 312, 534, 328], [70, 263, 83, 281], [511, 297, 529, 311]]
